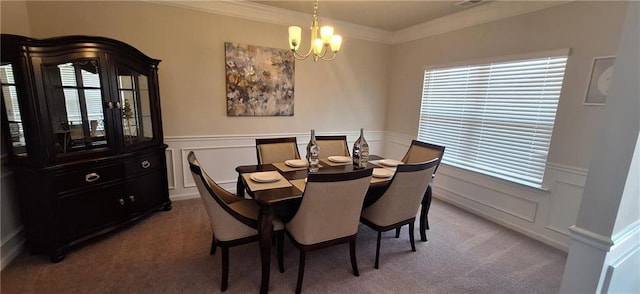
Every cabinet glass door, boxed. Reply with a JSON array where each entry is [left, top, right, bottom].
[[1, 64, 27, 156], [43, 60, 108, 155], [117, 67, 153, 147]]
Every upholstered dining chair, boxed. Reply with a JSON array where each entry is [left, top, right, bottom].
[[255, 137, 301, 165], [360, 159, 439, 269], [285, 168, 373, 294], [315, 135, 350, 157], [187, 151, 285, 292], [400, 140, 446, 241]]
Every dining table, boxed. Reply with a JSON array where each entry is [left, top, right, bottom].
[[235, 155, 432, 294]]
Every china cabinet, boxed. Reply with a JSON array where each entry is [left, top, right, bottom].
[[0, 34, 171, 262]]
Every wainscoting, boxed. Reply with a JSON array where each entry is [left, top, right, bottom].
[[1, 130, 587, 268], [166, 131, 587, 251], [165, 131, 387, 201]]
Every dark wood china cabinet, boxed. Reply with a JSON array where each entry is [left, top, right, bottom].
[[1, 34, 171, 262]]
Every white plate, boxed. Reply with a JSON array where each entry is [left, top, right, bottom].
[[372, 168, 394, 178], [250, 172, 281, 183], [328, 156, 351, 163], [379, 159, 403, 167], [285, 159, 308, 168]]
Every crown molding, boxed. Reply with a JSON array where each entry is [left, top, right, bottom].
[[149, 0, 572, 45], [391, 1, 573, 44], [148, 0, 393, 44]]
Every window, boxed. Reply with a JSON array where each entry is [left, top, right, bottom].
[[418, 50, 569, 188], [1, 64, 27, 155]]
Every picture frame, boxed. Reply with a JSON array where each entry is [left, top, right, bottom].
[[225, 42, 295, 116], [583, 56, 616, 105]]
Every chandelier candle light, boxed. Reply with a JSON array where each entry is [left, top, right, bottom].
[[288, 0, 342, 62]]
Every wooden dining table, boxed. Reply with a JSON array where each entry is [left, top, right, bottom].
[[235, 155, 432, 294]]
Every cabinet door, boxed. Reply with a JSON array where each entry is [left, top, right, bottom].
[[58, 181, 127, 241], [126, 170, 168, 217], [0, 63, 27, 157], [36, 54, 115, 161], [112, 57, 161, 152]]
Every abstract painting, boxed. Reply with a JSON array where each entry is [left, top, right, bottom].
[[225, 42, 295, 116]]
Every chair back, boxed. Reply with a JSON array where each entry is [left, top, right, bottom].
[[362, 159, 439, 226], [187, 151, 257, 241], [287, 168, 373, 245], [315, 135, 350, 157], [401, 140, 445, 174], [255, 137, 301, 165]]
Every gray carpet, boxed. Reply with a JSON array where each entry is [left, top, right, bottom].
[[1, 198, 566, 293]]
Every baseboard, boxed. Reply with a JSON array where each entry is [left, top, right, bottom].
[[1, 227, 25, 270]]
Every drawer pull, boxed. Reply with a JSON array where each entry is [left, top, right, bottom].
[[118, 198, 125, 205], [141, 160, 151, 169], [85, 173, 100, 182], [129, 195, 135, 202]]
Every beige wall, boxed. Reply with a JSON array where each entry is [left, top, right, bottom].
[[12, 1, 390, 136], [386, 1, 627, 169], [0, 1, 31, 36]]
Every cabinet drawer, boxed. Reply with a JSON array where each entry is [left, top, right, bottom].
[[125, 153, 162, 176], [55, 163, 123, 193]]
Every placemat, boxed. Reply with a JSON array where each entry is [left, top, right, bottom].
[[320, 157, 352, 166], [369, 159, 399, 172], [242, 171, 292, 191], [289, 178, 307, 192], [371, 175, 393, 184], [273, 162, 308, 172]]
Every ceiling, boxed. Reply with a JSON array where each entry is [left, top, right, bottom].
[[248, 0, 490, 31]]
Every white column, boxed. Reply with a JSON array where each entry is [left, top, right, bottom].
[[559, 2, 640, 293]]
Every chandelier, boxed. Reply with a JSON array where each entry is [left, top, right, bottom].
[[288, 0, 342, 62]]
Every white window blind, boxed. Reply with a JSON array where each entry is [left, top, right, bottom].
[[418, 52, 568, 188], [59, 63, 104, 125]]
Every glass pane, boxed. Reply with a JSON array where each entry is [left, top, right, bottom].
[[46, 60, 107, 155], [118, 68, 153, 146], [0, 64, 27, 156]]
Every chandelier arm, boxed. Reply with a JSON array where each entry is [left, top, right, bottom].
[[318, 51, 337, 61], [292, 46, 314, 60]]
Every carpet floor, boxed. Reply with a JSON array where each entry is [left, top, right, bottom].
[[1, 198, 567, 293]]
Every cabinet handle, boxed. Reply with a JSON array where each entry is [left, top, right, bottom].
[[116, 101, 121, 109], [107, 101, 113, 109], [118, 198, 125, 205], [85, 172, 100, 182], [129, 195, 135, 202], [141, 160, 151, 169]]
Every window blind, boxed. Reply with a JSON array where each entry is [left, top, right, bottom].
[[59, 63, 104, 125], [418, 54, 568, 188]]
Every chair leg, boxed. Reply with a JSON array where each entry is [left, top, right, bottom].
[[221, 246, 229, 292], [210, 237, 217, 255], [409, 222, 416, 252], [277, 232, 285, 273], [296, 251, 306, 294], [395, 227, 401, 238], [420, 185, 433, 242], [349, 239, 359, 277], [375, 231, 382, 269]]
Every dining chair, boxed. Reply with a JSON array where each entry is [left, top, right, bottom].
[[255, 137, 301, 165], [400, 140, 446, 241], [285, 168, 373, 294], [315, 135, 350, 157], [360, 159, 439, 269], [187, 151, 285, 292]]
